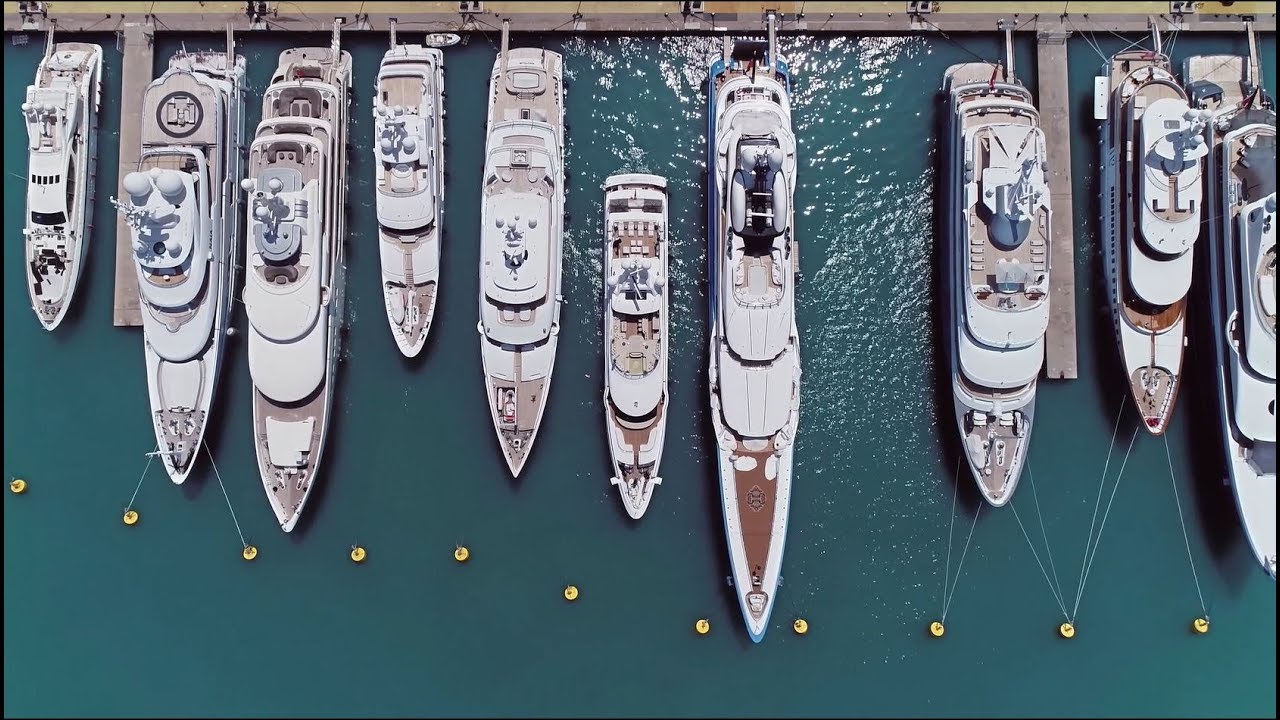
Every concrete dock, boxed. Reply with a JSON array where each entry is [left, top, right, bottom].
[[1036, 30, 1077, 380], [3, 2, 1275, 34], [111, 21, 151, 327]]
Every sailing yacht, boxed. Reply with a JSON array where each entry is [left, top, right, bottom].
[[373, 28, 445, 357], [115, 42, 246, 483], [602, 173, 669, 519], [943, 59, 1051, 507], [706, 21, 801, 642], [1186, 41, 1277, 579], [1098, 35, 1209, 435], [241, 32, 351, 532], [478, 40, 565, 478], [22, 38, 102, 331]]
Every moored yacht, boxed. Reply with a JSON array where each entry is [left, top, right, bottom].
[[1186, 39, 1277, 579], [373, 27, 445, 357], [943, 58, 1051, 507], [602, 174, 669, 519], [706, 19, 801, 642], [115, 41, 246, 483], [1098, 34, 1209, 435], [241, 30, 351, 532], [477, 35, 565, 478], [22, 36, 102, 331]]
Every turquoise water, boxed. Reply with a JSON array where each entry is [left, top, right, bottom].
[[3, 29, 1275, 717]]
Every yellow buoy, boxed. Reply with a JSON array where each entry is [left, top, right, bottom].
[[242, 545, 258, 562], [929, 621, 945, 638], [350, 545, 367, 563], [454, 545, 470, 563], [10, 478, 27, 494], [123, 509, 139, 526], [1192, 617, 1210, 635], [563, 584, 579, 601], [1059, 622, 1075, 639], [695, 619, 710, 635], [793, 618, 809, 635]]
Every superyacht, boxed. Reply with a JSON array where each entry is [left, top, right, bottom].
[[115, 39, 246, 483], [374, 24, 445, 357], [943, 41, 1051, 506], [602, 173, 669, 519], [478, 29, 565, 478], [22, 34, 102, 331], [706, 17, 801, 642], [241, 27, 351, 531], [1097, 31, 1208, 434], [1185, 34, 1277, 579]]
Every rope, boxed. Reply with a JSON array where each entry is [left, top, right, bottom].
[[1164, 433, 1209, 619], [1028, 465, 1066, 608], [940, 458, 960, 614], [126, 453, 154, 510], [917, 15, 997, 69], [1011, 500, 1071, 620], [204, 443, 248, 548], [942, 501, 982, 621], [1070, 398, 1126, 615], [1072, 426, 1139, 620]]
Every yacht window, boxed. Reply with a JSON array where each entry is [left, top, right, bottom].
[[31, 210, 66, 226]]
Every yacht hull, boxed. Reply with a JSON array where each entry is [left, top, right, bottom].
[[23, 43, 102, 331]]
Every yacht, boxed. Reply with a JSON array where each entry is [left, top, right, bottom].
[[706, 20, 801, 642], [602, 174, 669, 519], [477, 38, 565, 478], [1097, 34, 1209, 435], [1186, 39, 1277, 579], [943, 57, 1051, 507], [115, 42, 246, 483], [241, 31, 351, 532], [22, 37, 102, 331], [373, 28, 445, 357]]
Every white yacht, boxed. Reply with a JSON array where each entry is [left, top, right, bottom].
[[241, 32, 351, 532], [373, 29, 445, 357], [943, 60, 1051, 507], [1098, 36, 1209, 435], [477, 40, 565, 478], [1186, 42, 1277, 579], [115, 42, 246, 483], [602, 173, 669, 519], [706, 23, 801, 643], [21, 38, 102, 331]]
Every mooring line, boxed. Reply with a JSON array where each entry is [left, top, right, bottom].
[[204, 443, 247, 548], [1071, 399, 1127, 615], [126, 452, 155, 511], [1164, 433, 1209, 619], [941, 458, 960, 616], [942, 502, 982, 621], [1073, 426, 1139, 621], [1028, 465, 1066, 609], [1011, 500, 1071, 620]]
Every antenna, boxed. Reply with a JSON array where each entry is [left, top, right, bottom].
[[1001, 19, 1014, 81], [43, 21, 54, 59], [500, 18, 510, 71], [331, 17, 341, 57], [225, 23, 233, 69], [1246, 20, 1261, 93], [766, 11, 777, 71], [389, 17, 397, 49], [1149, 17, 1163, 56]]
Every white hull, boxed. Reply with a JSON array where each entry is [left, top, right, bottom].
[[23, 43, 102, 331], [602, 173, 669, 519], [374, 44, 445, 358]]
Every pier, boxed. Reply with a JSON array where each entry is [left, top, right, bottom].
[[1037, 30, 1077, 380], [111, 21, 151, 327], [3, 2, 1275, 34]]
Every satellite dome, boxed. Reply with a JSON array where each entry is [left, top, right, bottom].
[[240, 178, 255, 192], [267, 177, 284, 194], [156, 170, 185, 200], [123, 172, 152, 200]]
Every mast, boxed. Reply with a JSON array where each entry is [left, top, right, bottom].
[[1002, 19, 1014, 81], [389, 17, 397, 49], [1149, 17, 1163, 56], [331, 16, 341, 57], [43, 22, 53, 59], [225, 23, 234, 70], [1246, 20, 1261, 91]]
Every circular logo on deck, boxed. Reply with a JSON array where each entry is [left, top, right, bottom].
[[156, 91, 204, 139]]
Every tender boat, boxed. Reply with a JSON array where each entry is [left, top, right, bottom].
[[1186, 37, 1277, 579], [477, 40, 565, 478], [21, 36, 102, 331], [602, 173, 669, 519], [1097, 32, 1209, 434], [706, 19, 801, 642], [373, 30, 445, 357], [115, 41, 246, 483], [942, 56, 1051, 507], [241, 29, 351, 532]]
